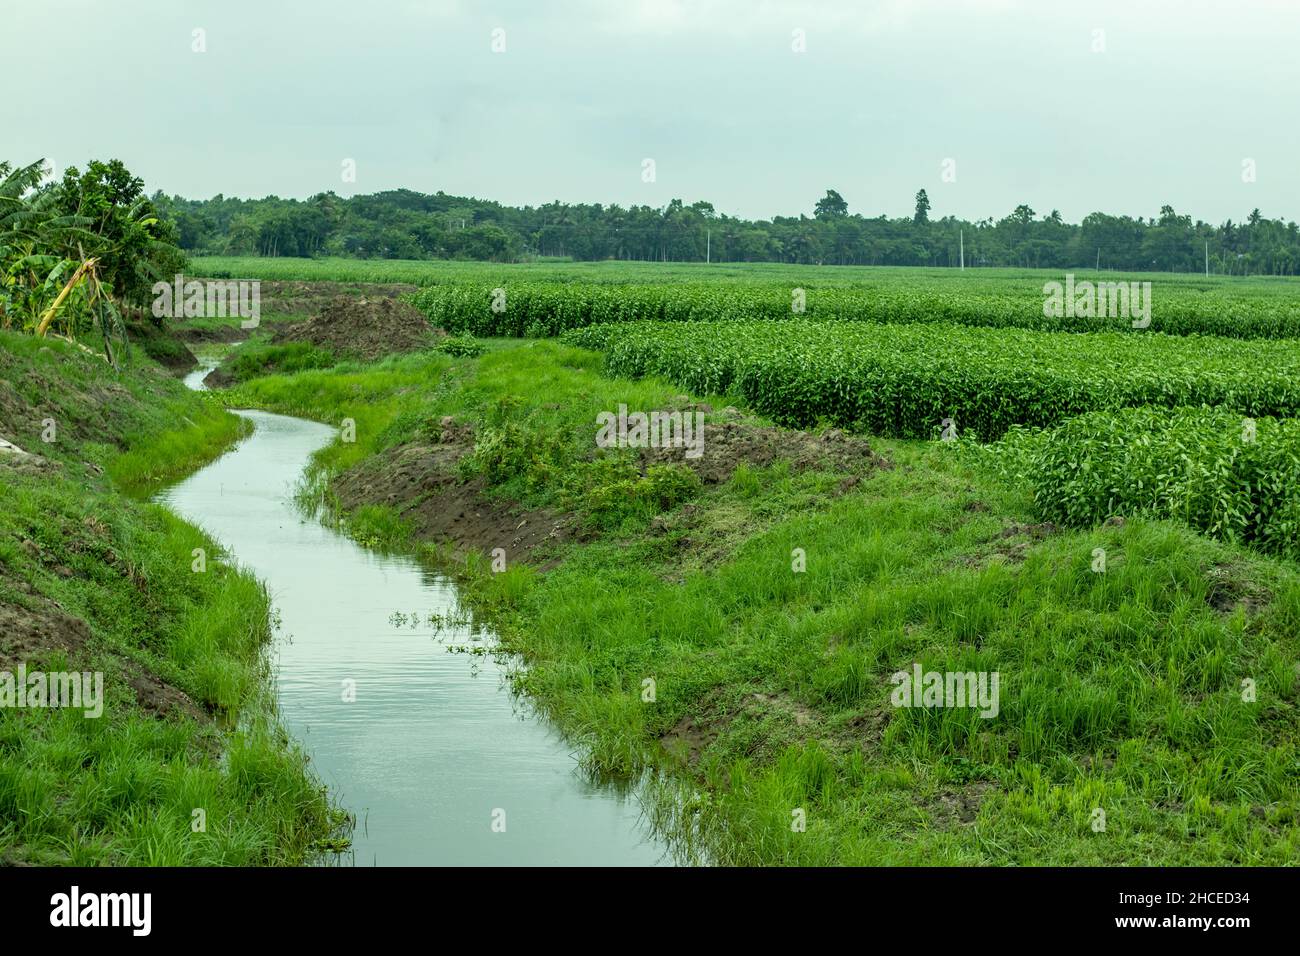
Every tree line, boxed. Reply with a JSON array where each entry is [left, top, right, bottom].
[[155, 185, 1300, 275]]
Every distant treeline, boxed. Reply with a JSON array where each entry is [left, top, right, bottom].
[[154, 187, 1300, 275]]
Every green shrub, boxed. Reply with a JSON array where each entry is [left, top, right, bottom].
[[643, 463, 702, 510], [566, 457, 701, 528], [995, 406, 1300, 557], [462, 396, 561, 487], [435, 334, 486, 358]]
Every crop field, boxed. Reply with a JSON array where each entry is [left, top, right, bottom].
[[988, 407, 1300, 559], [12, 0, 1300, 922], [200, 256, 1300, 339], [562, 319, 1300, 439], [412, 277, 1300, 339]]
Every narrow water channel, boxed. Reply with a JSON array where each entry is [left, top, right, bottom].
[[157, 356, 668, 865]]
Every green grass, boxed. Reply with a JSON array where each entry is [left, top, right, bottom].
[[107, 399, 250, 493], [210, 338, 338, 388], [0, 474, 343, 864], [0, 331, 251, 492], [482, 446, 1299, 865], [217, 339, 1300, 865], [0, 329, 344, 864]]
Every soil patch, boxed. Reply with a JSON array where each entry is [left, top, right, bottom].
[[272, 295, 441, 361], [330, 421, 579, 569], [1205, 562, 1272, 615], [918, 781, 998, 829], [0, 597, 206, 721], [640, 420, 885, 485], [659, 687, 831, 766], [231, 279, 416, 316]]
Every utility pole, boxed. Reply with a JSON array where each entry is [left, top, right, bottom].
[[1205, 240, 1209, 276], [1096, 248, 1100, 271], [706, 229, 711, 264], [959, 229, 964, 270]]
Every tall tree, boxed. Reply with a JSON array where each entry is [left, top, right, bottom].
[[913, 189, 930, 225], [814, 189, 848, 219]]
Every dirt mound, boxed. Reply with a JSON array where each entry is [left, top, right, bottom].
[[255, 280, 416, 316], [331, 419, 580, 569], [273, 295, 439, 361], [329, 411, 885, 571], [640, 417, 885, 484]]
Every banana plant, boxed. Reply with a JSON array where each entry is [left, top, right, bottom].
[[2, 159, 125, 364]]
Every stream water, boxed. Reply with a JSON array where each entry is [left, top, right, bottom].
[[155, 357, 668, 865]]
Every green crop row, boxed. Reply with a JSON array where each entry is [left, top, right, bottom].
[[563, 320, 1300, 440], [410, 279, 1300, 339], [990, 407, 1300, 559]]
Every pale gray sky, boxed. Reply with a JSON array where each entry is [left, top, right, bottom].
[[5, 0, 1297, 223]]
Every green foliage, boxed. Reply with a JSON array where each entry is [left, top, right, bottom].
[[435, 333, 487, 357], [573, 459, 702, 527], [167, 182, 1300, 273], [53, 159, 186, 307], [2, 157, 185, 361], [220, 340, 338, 385], [565, 320, 1300, 440], [410, 276, 1300, 339], [462, 396, 562, 488], [995, 407, 1300, 558]]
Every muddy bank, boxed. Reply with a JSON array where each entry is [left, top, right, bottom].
[[330, 410, 883, 568], [0, 592, 207, 722]]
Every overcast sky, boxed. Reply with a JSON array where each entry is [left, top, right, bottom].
[[5, 0, 1297, 223]]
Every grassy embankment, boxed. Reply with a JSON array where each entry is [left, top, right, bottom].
[[0, 332, 343, 864], [224, 339, 1300, 865]]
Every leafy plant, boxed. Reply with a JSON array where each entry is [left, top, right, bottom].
[[435, 333, 486, 357], [563, 319, 1300, 440], [995, 406, 1300, 558]]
